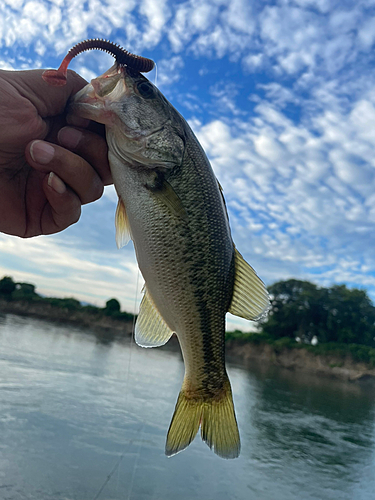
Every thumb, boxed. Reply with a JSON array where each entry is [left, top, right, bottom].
[[10, 69, 88, 118]]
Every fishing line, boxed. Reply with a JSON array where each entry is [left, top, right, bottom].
[[126, 426, 144, 500], [153, 62, 158, 88], [92, 269, 142, 500], [92, 455, 125, 500], [126, 269, 140, 385], [125, 269, 147, 500]]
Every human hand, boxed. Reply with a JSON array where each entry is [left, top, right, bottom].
[[0, 69, 112, 238]]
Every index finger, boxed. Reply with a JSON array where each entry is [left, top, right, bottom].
[[58, 126, 112, 185]]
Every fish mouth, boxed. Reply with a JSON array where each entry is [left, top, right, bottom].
[[69, 84, 118, 125], [69, 66, 124, 125], [69, 66, 167, 137]]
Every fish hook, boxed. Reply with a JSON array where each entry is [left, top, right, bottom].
[[42, 38, 155, 86]]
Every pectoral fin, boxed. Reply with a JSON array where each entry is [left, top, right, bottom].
[[228, 248, 270, 321], [115, 197, 132, 249], [135, 288, 174, 348], [147, 176, 188, 221], [159, 181, 188, 220]]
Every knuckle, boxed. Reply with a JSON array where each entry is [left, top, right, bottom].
[[71, 209, 81, 224], [59, 199, 81, 226], [63, 205, 81, 226], [93, 181, 104, 201], [85, 179, 104, 204]]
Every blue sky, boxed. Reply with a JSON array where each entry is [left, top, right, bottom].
[[2, 0, 375, 330]]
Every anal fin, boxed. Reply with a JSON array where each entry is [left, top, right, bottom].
[[135, 288, 174, 348]]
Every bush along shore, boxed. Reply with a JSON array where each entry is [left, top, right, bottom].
[[1, 275, 375, 382], [0, 276, 134, 339], [225, 331, 375, 383], [225, 278, 375, 383]]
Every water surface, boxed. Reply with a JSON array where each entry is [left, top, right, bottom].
[[0, 314, 375, 499]]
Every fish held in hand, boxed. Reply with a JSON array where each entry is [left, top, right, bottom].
[[69, 64, 270, 459]]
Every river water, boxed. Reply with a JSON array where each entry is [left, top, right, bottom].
[[0, 313, 375, 500]]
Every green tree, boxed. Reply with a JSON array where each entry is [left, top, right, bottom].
[[12, 282, 39, 301], [45, 297, 82, 310], [259, 279, 375, 347], [104, 298, 121, 316], [260, 279, 324, 342], [0, 276, 16, 300], [322, 285, 375, 345]]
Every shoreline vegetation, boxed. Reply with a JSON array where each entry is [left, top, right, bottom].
[[1, 276, 375, 384]]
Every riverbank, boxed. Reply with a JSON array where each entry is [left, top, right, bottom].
[[1, 299, 375, 384], [0, 299, 133, 337], [225, 340, 375, 384]]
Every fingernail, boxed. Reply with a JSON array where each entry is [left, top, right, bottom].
[[30, 141, 55, 164], [48, 172, 66, 194], [58, 127, 83, 149]]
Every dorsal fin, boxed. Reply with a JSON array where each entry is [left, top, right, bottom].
[[217, 179, 230, 224], [228, 248, 270, 321]]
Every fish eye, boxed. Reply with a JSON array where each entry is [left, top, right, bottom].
[[137, 81, 155, 99]]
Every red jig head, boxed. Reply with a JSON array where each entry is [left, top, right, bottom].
[[42, 39, 155, 86]]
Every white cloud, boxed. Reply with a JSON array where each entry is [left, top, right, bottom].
[[138, 0, 170, 47], [0, 0, 167, 69], [257, 83, 298, 108], [225, 0, 255, 34], [243, 53, 264, 72], [168, 0, 256, 58], [0, 233, 143, 311], [189, 82, 375, 297], [357, 16, 375, 48], [168, 0, 219, 52], [292, 0, 332, 11], [155, 56, 184, 87], [209, 82, 246, 116]]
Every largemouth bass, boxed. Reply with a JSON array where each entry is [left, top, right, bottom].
[[70, 64, 269, 459]]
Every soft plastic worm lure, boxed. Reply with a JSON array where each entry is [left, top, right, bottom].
[[42, 38, 155, 86]]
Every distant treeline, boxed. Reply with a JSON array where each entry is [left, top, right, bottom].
[[227, 279, 375, 367], [0, 276, 133, 322], [2, 275, 375, 366]]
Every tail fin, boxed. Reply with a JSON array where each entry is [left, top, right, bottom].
[[165, 377, 240, 459]]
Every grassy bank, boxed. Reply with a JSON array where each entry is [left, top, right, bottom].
[[0, 298, 134, 339], [225, 330, 375, 369]]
